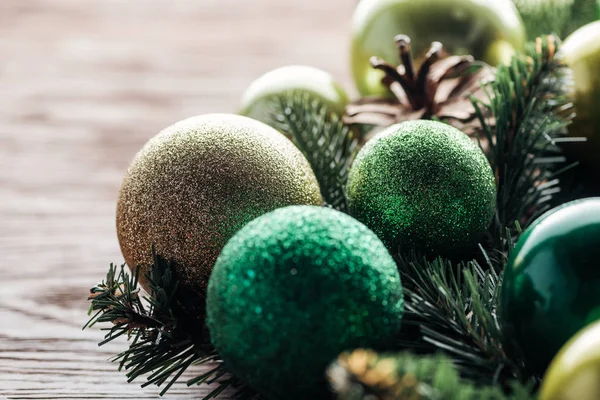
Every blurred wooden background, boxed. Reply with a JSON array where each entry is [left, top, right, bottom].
[[0, 0, 353, 398]]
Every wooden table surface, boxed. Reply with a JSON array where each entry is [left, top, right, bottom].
[[0, 1, 353, 398]]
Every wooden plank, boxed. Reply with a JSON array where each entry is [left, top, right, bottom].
[[0, 0, 353, 398]]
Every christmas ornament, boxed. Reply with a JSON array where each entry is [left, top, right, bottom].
[[350, 0, 525, 96], [345, 36, 495, 137], [116, 114, 322, 309], [239, 65, 350, 125], [559, 21, 600, 170], [347, 120, 496, 254], [512, 0, 600, 40], [501, 198, 600, 373], [206, 205, 404, 400], [540, 321, 600, 400]]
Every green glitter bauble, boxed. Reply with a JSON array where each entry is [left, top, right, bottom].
[[239, 65, 349, 127], [501, 198, 600, 374], [116, 114, 322, 312], [347, 120, 496, 254], [206, 205, 404, 400]]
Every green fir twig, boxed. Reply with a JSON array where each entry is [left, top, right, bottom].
[[85, 250, 261, 399], [396, 244, 528, 388], [472, 35, 577, 253], [271, 93, 358, 212], [512, 0, 599, 40]]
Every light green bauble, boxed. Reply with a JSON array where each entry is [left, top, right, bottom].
[[206, 206, 404, 400], [239, 65, 350, 126], [350, 0, 526, 96], [347, 120, 496, 255], [559, 21, 600, 171], [116, 114, 322, 322], [541, 321, 600, 400]]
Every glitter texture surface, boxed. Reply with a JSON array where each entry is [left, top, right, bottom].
[[206, 206, 404, 400], [348, 120, 496, 255], [116, 114, 322, 304]]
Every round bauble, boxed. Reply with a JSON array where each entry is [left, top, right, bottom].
[[559, 21, 600, 171], [206, 205, 404, 400], [239, 65, 349, 126], [350, 0, 525, 96], [540, 321, 600, 400], [347, 120, 496, 255], [501, 198, 600, 374], [116, 114, 322, 307]]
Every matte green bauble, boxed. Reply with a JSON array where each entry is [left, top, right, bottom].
[[540, 321, 600, 400], [116, 114, 322, 306], [239, 65, 350, 125], [560, 21, 600, 171], [350, 0, 526, 96], [347, 120, 496, 255], [501, 198, 600, 374], [206, 206, 404, 400]]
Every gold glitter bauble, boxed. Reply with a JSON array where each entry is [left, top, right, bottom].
[[116, 113, 322, 313]]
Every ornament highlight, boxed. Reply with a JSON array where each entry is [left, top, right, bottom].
[[347, 120, 496, 254], [350, 0, 525, 96], [559, 21, 600, 170], [206, 205, 404, 400], [501, 198, 600, 373], [239, 65, 349, 126], [116, 114, 322, 310], [540, 321, 600, 400]]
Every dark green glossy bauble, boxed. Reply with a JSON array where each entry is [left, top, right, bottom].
[[560, 21, 600, 171], [347, 120, 496, 255], [541, 321, 600, 400], [117, 114, 322, 303], [350, 0, 526, 96], [206, 206, 404, 400], [239, 65, 349, 126], [501, 198, 600, 374]]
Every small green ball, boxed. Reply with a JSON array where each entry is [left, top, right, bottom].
[[501, 198, 600, 374], [206, 206, 404, 400], [347, 120, 496, 254], [239, 65, 349, 126]]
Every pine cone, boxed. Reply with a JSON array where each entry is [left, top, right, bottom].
[[345, 35, 496, 145]]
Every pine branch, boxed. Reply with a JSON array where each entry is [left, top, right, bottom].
[[328, 350, 536, 400], [85, 250, 261, 399], [271, 93, 358, 212], [512, 0, 573, 39], [512, 0, 598, 39], [566, 0, 600, 35], [395, 244, 530, 388], [471, 35, 578, 253]]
